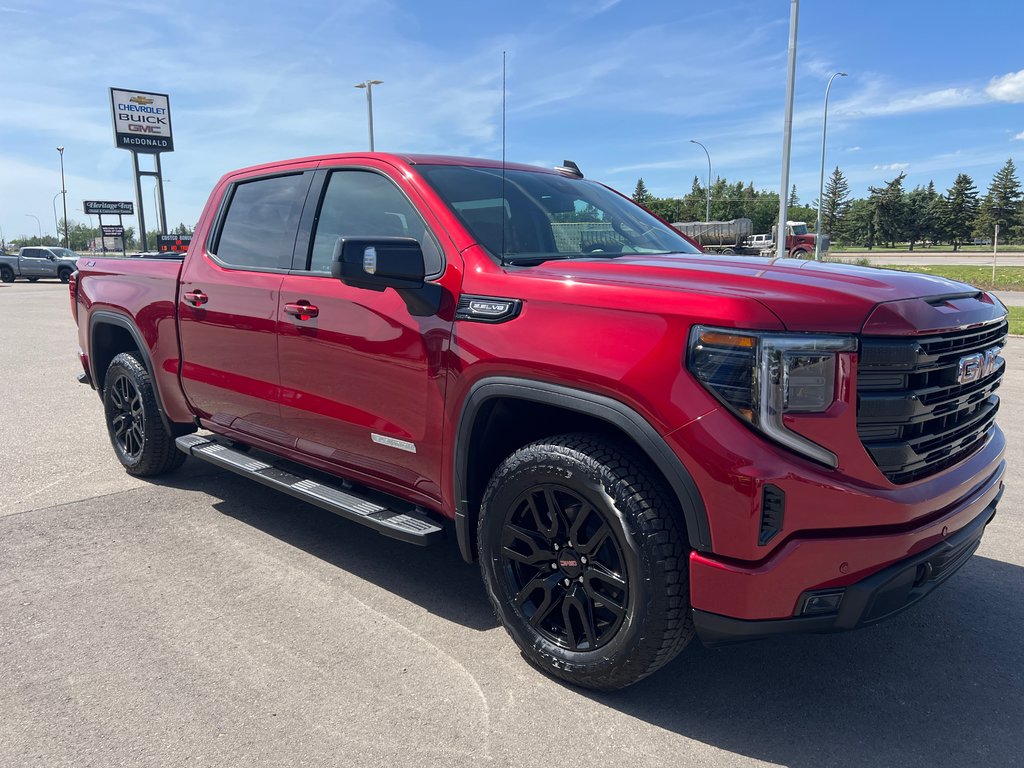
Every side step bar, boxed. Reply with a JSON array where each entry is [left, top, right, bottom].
[[176, 434, 444, 546]]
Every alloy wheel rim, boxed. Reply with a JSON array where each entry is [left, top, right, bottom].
[[499, 484, 629, 651], [110, 374, 145, 459]]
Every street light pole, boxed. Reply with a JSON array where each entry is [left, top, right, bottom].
[[689, 139, 712, 222], [25, 214, 42, 240], [814, 72, 847, 261], [57, 146, 69, 249], [52, 192, 63, 240], [354, 79, 383, 151]]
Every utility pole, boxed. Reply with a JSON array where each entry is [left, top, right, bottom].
[[690, 140, 712, 222], [57, 146, 69, 249], [776, 0, 799, 260]]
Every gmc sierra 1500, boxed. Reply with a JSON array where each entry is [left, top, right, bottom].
[[71, 153, 1007, 689]]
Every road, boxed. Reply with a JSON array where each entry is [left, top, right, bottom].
[[841, 251, 1024, 267], [1, 281, 1021, 768]]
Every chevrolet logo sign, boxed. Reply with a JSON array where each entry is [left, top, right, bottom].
[[956, 347, 1002, 385], [129, 96, 154, 105]]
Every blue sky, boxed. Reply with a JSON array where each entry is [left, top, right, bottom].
[[1, 0, 1022, 243]]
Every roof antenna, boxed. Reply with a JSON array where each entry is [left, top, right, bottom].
[[501, 50, 507, 262]]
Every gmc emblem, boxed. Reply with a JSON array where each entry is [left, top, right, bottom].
[[956, 347, 1002, 385]]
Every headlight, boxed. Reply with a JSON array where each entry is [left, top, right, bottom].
[[688, 326, 856, 467]]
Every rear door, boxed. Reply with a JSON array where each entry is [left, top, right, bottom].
[[19, 248, 51, 277], [178, 169, 314, 441], [275, 163, 460, 501]]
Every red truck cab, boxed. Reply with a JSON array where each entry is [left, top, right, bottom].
[[72, 153, 1006, 690]]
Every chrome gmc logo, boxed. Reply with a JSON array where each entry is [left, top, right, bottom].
[[956, 347, 1002, 385]]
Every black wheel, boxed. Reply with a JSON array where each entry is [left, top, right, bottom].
[[27, 277, 39, 282], [722, 247, 736, 255], [478, 434, 693, 690], [103, 352, 186, 476], [0, 265, 13, 283], [58, 267, 72, 283], [791, 248, 808, 258]]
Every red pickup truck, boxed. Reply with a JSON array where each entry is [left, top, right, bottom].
[[71, 153, 1007, 690]]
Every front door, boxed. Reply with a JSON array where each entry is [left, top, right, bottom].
[[276, 165, 459, 501], [178, 169, 313, 441]]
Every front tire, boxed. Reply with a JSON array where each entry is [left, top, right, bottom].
[[478, 434, 693, 690], [103, 352, 186, 476], [58, 267, 72, 283]]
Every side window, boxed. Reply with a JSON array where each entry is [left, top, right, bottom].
[[308, 170, 443, 276], [213, 173, 309, 270], [23, 249, 42, 258]]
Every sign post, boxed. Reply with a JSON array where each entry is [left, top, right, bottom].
[[109, 87, 174, 251], [85, 200, 134, 255]]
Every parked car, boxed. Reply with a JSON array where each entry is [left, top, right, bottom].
[[70, 152, 1007, 690], [0, 246, 80, 283]]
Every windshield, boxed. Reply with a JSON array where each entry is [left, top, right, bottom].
[[52, 248, 78, 259], [789, 223, 808, 236], [417, 165, 700, 265]]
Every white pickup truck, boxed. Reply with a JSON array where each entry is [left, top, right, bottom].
[[0, 246, 80, 283]]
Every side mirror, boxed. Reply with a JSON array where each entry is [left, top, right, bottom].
[[331, 237, 425, 291]]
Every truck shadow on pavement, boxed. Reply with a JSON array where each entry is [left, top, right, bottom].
[[153, 463, 1021, 766], [594, 552, 1023, 768], [152, 462, 499, 632]]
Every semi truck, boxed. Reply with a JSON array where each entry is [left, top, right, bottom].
[[674, 218, 826, 257]]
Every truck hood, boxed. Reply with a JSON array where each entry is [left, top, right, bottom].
[[526, 254, 988, 333]]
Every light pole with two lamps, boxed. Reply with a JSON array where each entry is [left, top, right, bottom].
[[689, 139, 712, 222], [354, 80, 383, 151], [814, 72, 847, 261]]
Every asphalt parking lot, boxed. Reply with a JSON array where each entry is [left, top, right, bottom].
[[1, 280, 1021, 768]]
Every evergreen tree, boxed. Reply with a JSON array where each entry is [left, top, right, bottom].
[[821, 166, 851, 238], [632, 178, 653, 207], [868, 172, 907, 247], [943, 174, 981, 251], [904, 185, 933, 251], [788, 184, 799, 207], [978, 159, 1022, 243]]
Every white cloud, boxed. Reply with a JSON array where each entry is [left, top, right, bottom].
[[845, 146, 862, 152], [986, 70, 1024, 103], [873, 163, 910, 171], [1014, 131, 1024, 141], [853, 87, 983, 117]]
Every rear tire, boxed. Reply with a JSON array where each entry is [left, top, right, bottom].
[[103, 351, 186, 477], [478, 433, 693, 690], [0, 266, 13, 283]]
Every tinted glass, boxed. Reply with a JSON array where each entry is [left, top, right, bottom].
[[215, 173, 309, 270], [418, 165, 700, 264], [308, 170, 442, 276], [23, 249, 44, 258]]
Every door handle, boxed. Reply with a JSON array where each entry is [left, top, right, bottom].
[[284, 301, 319, 320], [183, 290, 208, 306]]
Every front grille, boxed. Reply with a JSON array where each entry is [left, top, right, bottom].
[[857, 319, 1007, 484]]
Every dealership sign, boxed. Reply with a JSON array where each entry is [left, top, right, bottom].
[[110, 88, 174, 153], [84, 200, 134, 215]]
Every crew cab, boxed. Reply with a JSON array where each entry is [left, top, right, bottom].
[[70, 153, 1007, 690], [1, 246, 80, 283]]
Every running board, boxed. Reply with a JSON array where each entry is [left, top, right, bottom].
[[176, 434, 444, 546]]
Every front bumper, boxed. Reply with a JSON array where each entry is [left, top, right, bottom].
[[693, 488, 1000, 646]]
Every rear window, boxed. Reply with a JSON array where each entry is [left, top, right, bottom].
[[213, 173, 310, 270]]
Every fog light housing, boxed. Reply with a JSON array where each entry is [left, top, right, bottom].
[[798, 589, 845, 616]]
